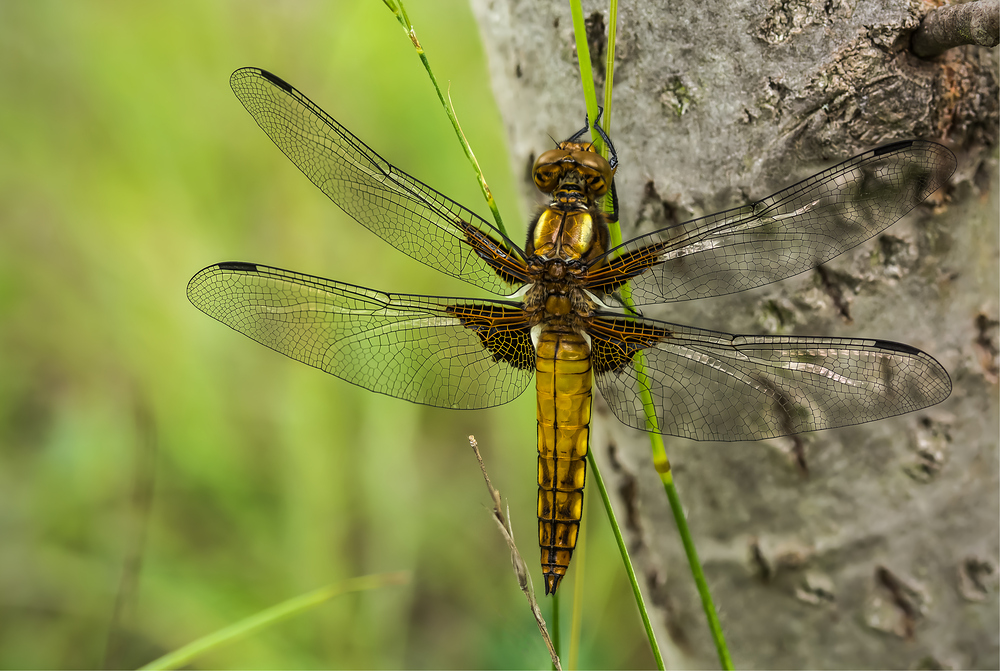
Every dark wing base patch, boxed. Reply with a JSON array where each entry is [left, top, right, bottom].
[[447, 304, 535, 370], [589, 315, 672, 373]]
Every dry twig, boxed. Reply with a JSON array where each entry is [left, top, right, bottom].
[[468, 435, 561, 670]]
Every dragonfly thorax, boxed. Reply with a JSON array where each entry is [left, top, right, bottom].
[[523, 257, 596, 330], [527, 140, 614, 264], [530, 208, 606, 262]]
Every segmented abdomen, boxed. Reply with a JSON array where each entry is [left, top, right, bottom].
[[535, 327, 591, 595]]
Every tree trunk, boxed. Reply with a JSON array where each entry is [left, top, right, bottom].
[[471, 0, 999, 667]]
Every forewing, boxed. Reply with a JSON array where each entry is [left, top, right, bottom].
[[230, 67, 528, 294], [587, 141, 956, 304], [188, 262, 534, 409], [590, 316, 951, 441]]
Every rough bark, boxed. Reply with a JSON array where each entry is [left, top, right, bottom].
[[471, 0, 999, 667]]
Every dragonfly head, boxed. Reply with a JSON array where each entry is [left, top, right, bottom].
[[532, 141, 614, 200]]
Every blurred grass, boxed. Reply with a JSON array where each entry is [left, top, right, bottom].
[[0, 2, 653, 668]]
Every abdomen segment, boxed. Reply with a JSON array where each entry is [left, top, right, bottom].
[[535, 328, 592, 595]]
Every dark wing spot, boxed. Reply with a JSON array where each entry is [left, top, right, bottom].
[[217, 261, 258, 272], [257, 68, 294, 93]]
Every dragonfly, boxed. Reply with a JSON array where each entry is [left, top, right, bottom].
[[188, 67, 956, 595]]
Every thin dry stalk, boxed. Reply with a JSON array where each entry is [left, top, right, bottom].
[[468, 435, 561, 671]]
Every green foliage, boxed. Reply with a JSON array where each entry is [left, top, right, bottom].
[[0, 1, 654, 668]]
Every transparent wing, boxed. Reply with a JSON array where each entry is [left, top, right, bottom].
[[589, 315, 951, 441], [230, 67, 528, 294], [187, 262, 535, 409], [586, 141, 956, 305]]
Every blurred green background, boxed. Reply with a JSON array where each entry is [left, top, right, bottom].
[[0, 1, 653, 668]]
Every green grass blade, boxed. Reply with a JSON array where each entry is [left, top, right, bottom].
[[600, 0, 618, 218], [383, 0, 508, 237], [586, 449, 664, 669], [661, 471, 734, 668], [634, 357, 732, 668], [569, 2, 731, 667], [568, 3, 663, 665], [138, 572, 409, 670], [551, 589, 562, 669], [568, 500, 587, 670], [603, 0, 618, 133], [568, 0, 604, 156]]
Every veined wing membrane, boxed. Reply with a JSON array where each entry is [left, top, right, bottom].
[[230, 67, 527, 295], [587, 140, 956, 305], [590, 315, 952, 441], [187, 262, 534, 409]]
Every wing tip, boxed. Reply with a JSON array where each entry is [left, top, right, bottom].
[[187, 262, 260, 300], [230, 67, 294, 94], [872, 139, 958, 184], [872, 338, 954, 403]]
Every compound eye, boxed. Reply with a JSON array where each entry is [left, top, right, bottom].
[[588, 174, 609, 198], [532, 149, 570, 193], [571, 151, 613, 197], [573, 150, 613, 179], [533, 164, 561, 192], [573, 151, 615, 198]]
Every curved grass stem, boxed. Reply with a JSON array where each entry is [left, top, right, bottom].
[[660, 463, 734, 669], [382, 0, 508, 237]]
